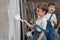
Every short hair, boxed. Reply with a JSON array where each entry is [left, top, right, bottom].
[[37, 4, 48, 14], [48, 3, 55, 7]]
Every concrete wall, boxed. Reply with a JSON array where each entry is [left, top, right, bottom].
[[0, 0, 9, 40], [0, 0, 21, 40], [8, 0, 20, 40]]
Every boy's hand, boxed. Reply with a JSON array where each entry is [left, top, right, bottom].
[[21, 20, 27, 23], [50, 19, 57, 25], [50, 19, 55, 23], [38, 37, 41, 40]]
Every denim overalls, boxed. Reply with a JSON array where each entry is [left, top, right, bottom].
[[34, 13, 56, 40], [34, 24, 47, 40], [46, 13, 56, 40]]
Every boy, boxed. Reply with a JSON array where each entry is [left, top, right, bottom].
[[21, 4, 48, 40], [46, 3, 57, 26], [45, 3, 57, 40]]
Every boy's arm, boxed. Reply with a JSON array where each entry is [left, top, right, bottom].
[[38, 19, 47, 40], [51, 19, 57, 25], [38, 31, 45, 40], [22, 20, 34, 29], [51, 14, 57, 25], [53, 14, 57, 25]]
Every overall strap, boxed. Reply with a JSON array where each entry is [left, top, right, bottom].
[[48, 13, 53, 20], [35, 25, 45, 31], [38, 26, 45, 31]]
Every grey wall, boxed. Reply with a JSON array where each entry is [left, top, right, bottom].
[[8, 0, 20, 40], [0, 0, 9, 40], [0, 0, 21, 40]]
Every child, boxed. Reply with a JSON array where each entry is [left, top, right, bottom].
[[46, 3, 57, 26], [45, 3, 57, 40], [21, 4, 48, 40]]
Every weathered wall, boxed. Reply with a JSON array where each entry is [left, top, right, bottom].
[[8, 0, 20, 40]]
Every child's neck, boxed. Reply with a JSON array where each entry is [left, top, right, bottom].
[[47, 11, 52, 14], [39, 15, 45, 19]]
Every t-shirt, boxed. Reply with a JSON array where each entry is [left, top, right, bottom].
[[35, 17, 47, 32], [45, 13, 57, 27]]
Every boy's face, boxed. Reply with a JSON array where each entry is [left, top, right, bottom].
[[48, 5, 55, 13], [36, 8, 45, 17]]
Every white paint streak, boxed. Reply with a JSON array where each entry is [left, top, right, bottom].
[[8, 0, 20, 40]]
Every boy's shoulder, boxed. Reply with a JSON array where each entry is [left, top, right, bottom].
[[53, 13, 56, 15], [46, 13, 56, 17], [52, 13, 56, 17], [42, 17, 47, 22]]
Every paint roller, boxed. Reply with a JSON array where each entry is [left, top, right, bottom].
[[14, 14, 23, 21]]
